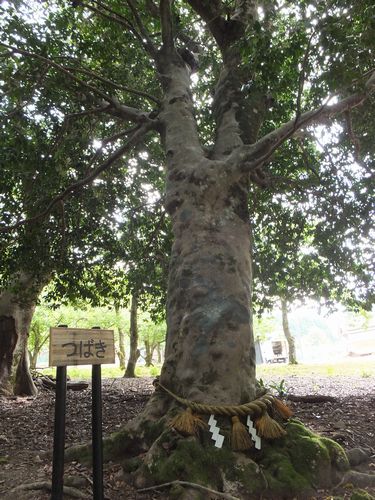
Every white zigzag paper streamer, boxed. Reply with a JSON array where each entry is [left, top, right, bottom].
[[247, 415, 261, 450], [208, 414, 225, 448]]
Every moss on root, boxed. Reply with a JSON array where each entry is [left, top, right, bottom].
[[65, 417, 167, 466], [65, 415, 350, 499], [133, 418, 350, 499], [350, 489, 375, 500]]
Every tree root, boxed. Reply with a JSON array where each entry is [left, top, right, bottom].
[[138, 480, 240, 499], [287, 394, 337, 403], [336, 471, 375, 489], [10, 481, 89, 498]]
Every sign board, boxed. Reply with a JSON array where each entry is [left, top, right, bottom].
[[49, 327, 115, 366]]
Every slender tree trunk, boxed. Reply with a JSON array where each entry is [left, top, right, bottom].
[[156, 343, 162, 364], [124, 295, 140, 378], [118, 327, 126, 371], [281, 297, 298, 365], [144, 340, 154, 367], [115, 306, 126, 370], [29, 349, 38, 370]]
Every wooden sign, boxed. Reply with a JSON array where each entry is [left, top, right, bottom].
[[49, 327, 115, 366]]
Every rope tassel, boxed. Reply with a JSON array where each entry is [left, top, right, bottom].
[[255, 411, 287, 439], [231, 416, 253, 451], [273, 398, 293, 419], [169, 407, 207, 436]]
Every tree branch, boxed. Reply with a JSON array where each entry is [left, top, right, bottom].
[[159, 0, 174, 52], [0, 62, 51, 120], [294, 31, 314, 126], [103, 96, 156, 122], [82, 0, 143, 46], [184, 0, 226, 48], [232, 0, 258, 23], [137, 479, 240, 500], [0, 123, 156, 233], [0, 43, 115, 105], [125, 0, 158, 57], [63, 105, 111, 121], [1, 45, 153, 123], [231, 81, 375, 175], [65, 66, 161, 105]]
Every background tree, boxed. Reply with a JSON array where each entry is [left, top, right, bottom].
[[0, 33, 170, 393], [124, 294, 140, 378], [1, 0, 375, 495]]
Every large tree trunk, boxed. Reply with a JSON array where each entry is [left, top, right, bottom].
[[160, 188, 255, 404], [281, 297, 298, 365], [0, 274, 44, 395], [124, 295, 140, 378], [0, 315, 18, 395], [65, 10, 351, 497]]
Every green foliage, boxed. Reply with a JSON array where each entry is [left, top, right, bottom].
[[0, 0, 374, 324], [29, 301, 166, 370], [257, 377, 289, 397]]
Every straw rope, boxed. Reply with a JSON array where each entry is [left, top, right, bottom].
[[155, 381, 275, 417]]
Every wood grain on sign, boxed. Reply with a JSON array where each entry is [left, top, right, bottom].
[[49, 328, 115, 366]]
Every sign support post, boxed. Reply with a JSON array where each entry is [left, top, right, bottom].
[[49, 326, 115, 500], [51, 326, 68, 500], [91, 327, 104, 500]]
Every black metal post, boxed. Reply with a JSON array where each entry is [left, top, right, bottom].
[[51, 365, 67, 499], [92, 327, 104, 500]]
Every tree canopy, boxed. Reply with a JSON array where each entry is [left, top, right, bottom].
[[1, 0, 373, 313]]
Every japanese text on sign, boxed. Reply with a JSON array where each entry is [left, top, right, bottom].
[[49, 328, 115, 366]]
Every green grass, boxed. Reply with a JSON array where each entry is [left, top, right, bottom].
[[38, 364, 162, 380], [257, 359, 375, 378], [36, 359, 375, 381]]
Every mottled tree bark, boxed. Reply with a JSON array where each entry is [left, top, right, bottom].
[[124, 295, 140, 378], [281, 297, 298, 365], [154, 12, 262, 405], [160, 174, 255, 404]]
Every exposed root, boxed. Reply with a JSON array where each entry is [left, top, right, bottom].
[[138, 479, 240, 499], [336, 470, 375, 489], [10, 481, 88, 498]]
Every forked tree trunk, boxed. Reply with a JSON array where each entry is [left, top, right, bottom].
[[281, 297, 298, 365], [0, 299, 37, 395], [150, 43, 258, 406], [124, 295, 140, 378], [144, 340, 154, 367], [0, 274, 43, 395]]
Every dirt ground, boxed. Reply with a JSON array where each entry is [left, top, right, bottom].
[[0, 374, 374, 499]]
